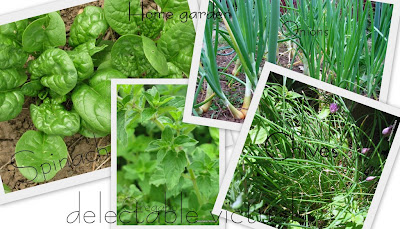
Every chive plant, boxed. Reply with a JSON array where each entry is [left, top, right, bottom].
[[224, 74, 397, 227], [194, 0, 280, 119], [281, 0, 393, 99]]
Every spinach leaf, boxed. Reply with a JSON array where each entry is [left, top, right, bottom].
[[157, 22, 195, 76], [29, 48, 78, 95], [0, 34, 28, 69], [68, 50, 94, 81], [0, 68, 27, 121], [21, 80, 44, 97], [69, 6, 109, 47], [30, 98, 80, 136], [15, 130, 68, 183], [72, 69, 126, 135], [104, 0, 142, 35], [111, 34, 157, 77], [22, 12, 66, 53], [0, 19, 29, 41]]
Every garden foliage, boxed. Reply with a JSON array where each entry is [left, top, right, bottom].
[[116, 85, 220, 225]]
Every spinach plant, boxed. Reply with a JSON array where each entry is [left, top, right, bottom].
[[117, 85, 220, 225], [0, 0, 195, 187]]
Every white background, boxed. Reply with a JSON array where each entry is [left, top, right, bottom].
[[0, 0, 400, 228]]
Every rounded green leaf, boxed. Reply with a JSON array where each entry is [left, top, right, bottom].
[[0, 91, 24, 122], [69, 6, 109, 47], [21, 80, 44, 97], [30, 99, 80, 136], [0, 68, 26, 121], [104, 0, 141, 35], [137, 9, 164, 39], [0, 19, 29, 41], [142, 36, 168, 76], [22, 12, 66, 53], [0, 34, 28, 69], [72, 83, 111, 134], [68, 50, 94, 81], [29, 48, 77, 95], [157, 22, 195, 76], [15, 130, 68, 183], [79, 118, 109, 138], [111, 34, 156, 77]]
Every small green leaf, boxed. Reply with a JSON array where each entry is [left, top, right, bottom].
[[158, 150, 187, 189], [317, 108, 331, 120], [173, 135, 198, 147], [162, 126, 174, 142]]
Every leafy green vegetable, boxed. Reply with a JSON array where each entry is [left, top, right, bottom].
[[72, 69, 126, 135], [138, 9, 164, 39], [117, 85, 220, 225], [0, 68, 27, 122], [0, 34, 28, 69], [21, 80, 44, 97], [104, 0, 142, 35], [157, 22, 195, 75], [30, 98, 80, 136], [69, 6, 109, 47], [15, 130, 68, 183], [92, 40, 114, 67], [111, 34, 157, 77], [0, 19, 29, 41], [29, 48, 77, 95], [142, 36, 168, 76], [22, 12, 66, 52]]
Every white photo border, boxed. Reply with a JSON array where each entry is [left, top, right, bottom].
[[212, 62, 400, 229], [111, 78, 226, 229]]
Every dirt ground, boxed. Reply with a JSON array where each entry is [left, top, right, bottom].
[[0, 1, 114, 193]]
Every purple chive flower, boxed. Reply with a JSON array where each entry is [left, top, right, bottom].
[[366, 176, 376, 182], [382, 125, 394, 137], [329, 103, 339, 113], [361, 148, 371, 154]]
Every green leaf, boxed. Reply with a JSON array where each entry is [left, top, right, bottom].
[[141, 107, 157, 122], [249, 126, 270, 144], [111, 34, 156, 77], [162, 126, 174, 142], [157, 22, 195, 76], [149, 168, 166, 186], [22, 12, 66, 52], [0, 19, 29, 41], [29, 48, 77, 95], [69, 6, 109, 47], [137, 10, 164, 39], [21, 80, 44, 97], [15, 130, 68, 183], [173, 135, 198, 147], [158, 150, 187, 189], [2, 184, 11, 193], [317, 108, 331, 120], [104, 0, 141, 35], [79, 118, 109, 138], [0, 34, 28, 69], [30, 98, 80, 136], [142, 36, 168, 76], [0, 68, 27, 122], [68, 49, 94, 81]]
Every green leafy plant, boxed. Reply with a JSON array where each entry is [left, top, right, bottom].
[[224, 73, 398, 228], [117, 84, 220, 225], [0, 0, 195, 187]]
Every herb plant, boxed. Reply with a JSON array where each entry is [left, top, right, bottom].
[[223, 73, 398, 228], [117, 84, 220, 225], [0, 0, 195, 187]]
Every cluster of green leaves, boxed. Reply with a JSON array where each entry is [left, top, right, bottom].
[[117, 85, 220, 225], [0, 0, 195, 184], [224, 74, 397, 228], [104, 0, 195, 77]]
